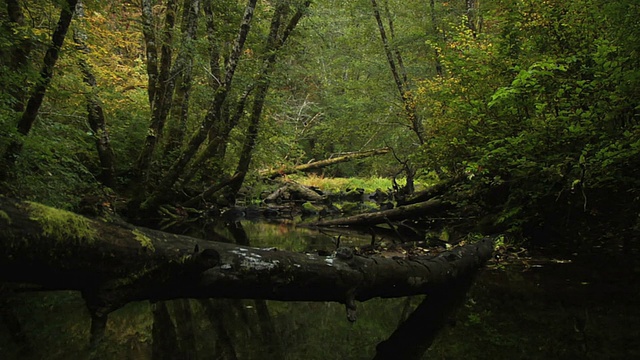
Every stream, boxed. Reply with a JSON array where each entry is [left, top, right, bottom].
[[1, 220, 639, 359]]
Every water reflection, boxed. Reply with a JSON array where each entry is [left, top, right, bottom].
[[5, 221, 633, 359], [1, 290, 433, 359], [0, 221, 449, 360]]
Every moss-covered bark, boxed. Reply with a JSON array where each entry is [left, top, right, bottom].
[[0, 197, 494, 323]]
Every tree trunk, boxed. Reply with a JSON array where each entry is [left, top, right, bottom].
[[5, 0, 32, 112], [199, 300, 239, 360], [164, 0, 201, 156], [0, 197, 493, 322], [73, 0, 116, 188], [141, 0, 158, 106], [228, 0, 312, 199], [180, 86, 253, 187], [373, 273, 476, 360], [306, 197, 447, 227], [140, 0, 258, 211], [2, 0, 78, 172], [259, 148, 391, 179], [370, 0, 425, 145], [465, 0, 479, 37], [264, 181, 324, 203], [16, 0, 77, 136], [429, 0, 443, 77], [172, 299, 198, 359], [134, 0, 179, 182], [151, 301, 181, 360]]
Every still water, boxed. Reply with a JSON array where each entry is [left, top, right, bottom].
[[1, 221, 638, 359]]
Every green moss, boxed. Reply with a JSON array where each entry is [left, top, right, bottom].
[[26, 201, 97, 244], [132, 229, 155, 251], [301, 201, 321, 214], [0, 210, 11, 225]]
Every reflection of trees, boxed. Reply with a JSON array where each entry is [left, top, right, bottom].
[[173, 299, 197, 359], [151, 302, 180, 360], [0, 295, 31, 357], [149, 221, 286, 359], [227, 221, 285, 359], [374, 275, 476, 360], [199, 299, 239, 360]]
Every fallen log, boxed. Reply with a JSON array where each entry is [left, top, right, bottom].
[[397, 177, 461, 206], [0, 197, 493, 329], [305, 197, 447, 227], [264, 181, 324, 203], [259, 147, 391, 179]]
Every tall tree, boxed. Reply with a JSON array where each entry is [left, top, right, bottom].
[[164, 0, 202, 155], [228, 0, 312, 199], [2, 0, 79, 174], [138, 0, 259, 211], [370, 0, 425, 145], [133, 0, 179, 182], [73, 0, 116, 187]]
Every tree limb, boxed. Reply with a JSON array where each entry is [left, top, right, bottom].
[[259, 147, 391, 179], [0, 198, 493, 323], [305, 197, 447, 227]]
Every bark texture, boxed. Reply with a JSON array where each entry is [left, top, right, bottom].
[[2, 0, 78, 174], [141, 0, 259, 211], [0, 197, 494, 322], [134, 0, 179, 181], [73, 0, 116, 187], [16, 0, 78, 136]]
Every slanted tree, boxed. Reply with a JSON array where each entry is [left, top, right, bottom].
[[73, 0, 116, 188], [2, 0, 78, 175]]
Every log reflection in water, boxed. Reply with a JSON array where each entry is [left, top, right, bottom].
[[151, 301, 180, 360], [374, 274, 476, 360]]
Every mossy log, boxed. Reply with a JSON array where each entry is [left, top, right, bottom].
[[264, 181, 324, 203], [259, 147, 391, 179], [0, 197, 493, 323], [306, 197, 447, 227]]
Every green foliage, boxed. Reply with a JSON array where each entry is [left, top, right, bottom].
[[0, 0, 636, 247], [292, 174, 417, 194], [5, 127, 101, 210], [413, 0, 640, 242], [132, 229, 155, 251]]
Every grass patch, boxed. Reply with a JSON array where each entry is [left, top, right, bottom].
[[290, 174, 431, 193]]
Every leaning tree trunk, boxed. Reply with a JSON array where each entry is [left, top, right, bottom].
[[370, 0, 425, 145], [2, 0, 78, 174], [140, 0, 258, 212], [228, 0, 312, 199], [15, 0, 78, 136], [73, 0, 116, 188]]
